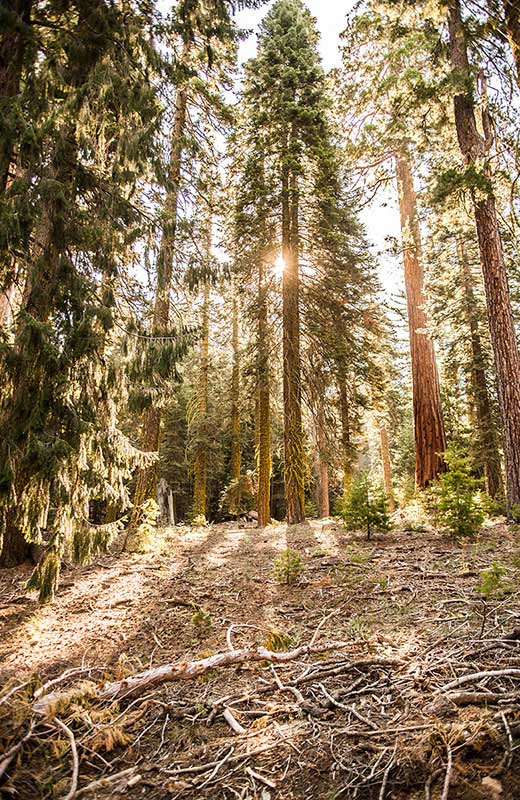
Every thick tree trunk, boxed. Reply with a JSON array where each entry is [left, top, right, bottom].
[[230, 280, 241, 493], [256, 255, 271, 528], [0, 0, 32, 193], [130, 83, 188, 526], [282, 161, 306, 525], [380, 426, 395, 513], [192, 280, 210, 522], [457, 239, 503, 498], [448, 0, 520, 512], [339, 377, 354, 494], [504, 1, 520, 80], [395, 148, 446, 488]]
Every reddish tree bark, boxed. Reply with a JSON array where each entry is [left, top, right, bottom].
[[395, 148, 446, 488], [448, 0, 520, 512]]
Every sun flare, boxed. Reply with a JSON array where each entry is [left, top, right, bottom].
[[273, 253, 286, 278]]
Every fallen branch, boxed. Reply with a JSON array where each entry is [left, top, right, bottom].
[[33, 641, 349, 716], [437, 669, 520, 694]]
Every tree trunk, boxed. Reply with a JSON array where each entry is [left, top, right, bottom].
[[282, 158, 306, 525], [339, 377, 354, 494], [192, 279, 210, 522], [448, 0, 520, 512], [130, 81, 188, 527], [504, 1, 520, 80], [395, 147, 446, 488], [457, 238, 503, 498], [316, 401, 329, 518], [256, 253, 271, 528], [0, 0, 32, 194], [230, 278, 241, 500], [380, 425, 395, 513]]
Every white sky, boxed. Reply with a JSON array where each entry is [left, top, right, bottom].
[[236, 1, 403, 299]]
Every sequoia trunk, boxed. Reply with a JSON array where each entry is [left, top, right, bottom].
[[395, 148, 446, 488], [256, 254, 271, 528]]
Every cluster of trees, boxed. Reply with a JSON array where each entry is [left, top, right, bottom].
[[1, 0, 520, 599]]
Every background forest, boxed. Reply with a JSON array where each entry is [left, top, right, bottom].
[[1, 0, 520, 600], [5, 2, 520, 799]]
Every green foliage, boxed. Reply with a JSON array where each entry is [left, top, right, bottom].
[[339, 473, 392, 540], [191, 607, 212, 634], [476, 561, 510, 600], [128, 499, 160, 553], [220, 474, 255, 517], [431, 445, 485, 537], [272, 548, 304, 585]]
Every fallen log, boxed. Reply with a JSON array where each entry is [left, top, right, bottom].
[[33, 641, 350, 716]]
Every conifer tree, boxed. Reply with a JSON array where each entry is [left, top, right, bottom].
[[446, 0, 520, 512], [338, 6, 448, 489]]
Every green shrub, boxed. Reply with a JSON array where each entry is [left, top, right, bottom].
[[339, 473, 391, 540], [431, 445, 485, 537], [272, 548, 304, 585]]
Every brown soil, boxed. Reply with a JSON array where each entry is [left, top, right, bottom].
[[1, 520, 520, 799]]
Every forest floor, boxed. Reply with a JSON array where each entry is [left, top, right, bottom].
[[2, 518, 520, 799]]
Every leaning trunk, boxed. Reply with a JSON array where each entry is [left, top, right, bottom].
[[448, 0, 520, 512], [282, 157, 306, 525], [395, 147, 446, 488]]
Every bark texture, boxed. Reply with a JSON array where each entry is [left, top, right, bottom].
[[380, 426, 395, 513], [230, 282, 241, 489], [282, 159, 306, 524], [256, 255, 271, 528], [192, 280, 210, 521], [457, 239, 503, 498], [339, 377, 354, 494], [316, 401, 329, 518], [395, 148, 446, 488], [504, 0, 520, 80], [449, 0, 520, 511]]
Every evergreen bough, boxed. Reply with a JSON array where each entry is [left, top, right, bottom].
[[339, 473, 391, 541], [431, 445, 485, 537]]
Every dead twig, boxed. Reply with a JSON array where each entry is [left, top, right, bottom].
[[54, 718, 79, 800]]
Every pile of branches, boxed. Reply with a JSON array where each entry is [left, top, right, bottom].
[[2, 620, 520, 799]]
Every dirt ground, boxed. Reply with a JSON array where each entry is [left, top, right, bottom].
[[2, 519, 520, 799]]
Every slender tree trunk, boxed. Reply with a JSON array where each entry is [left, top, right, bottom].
[[339, 377, 353, 494], [230, 278, 241, 509], [282, 157, 306, 525], [395, 147, 446, 488], [0, 0, 32, 194], [130, 82, 188, 526], [316, 402, 329, 518], [192, 279, 210, 521], [504, 1, 520, 80], [457, 239, 503, 498], [256, 254, 271, 528], [448, 0, 520, 512], [380, 425, 395, 513]]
